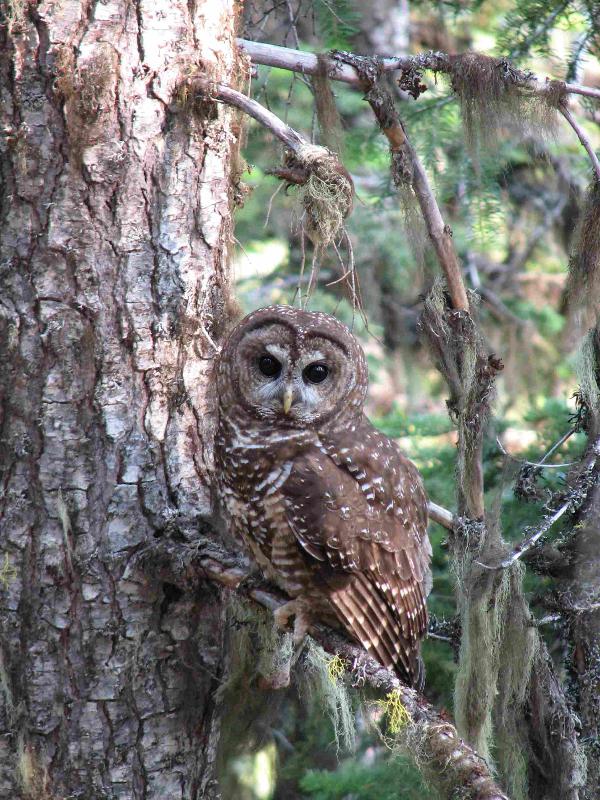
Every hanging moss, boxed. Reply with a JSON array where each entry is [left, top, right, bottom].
[[312, 55, 345, 160], [564, 183, 600, 341], [298, 639, 357, 753], [449, 53, 565, 157], [397, 183, 429, 268]]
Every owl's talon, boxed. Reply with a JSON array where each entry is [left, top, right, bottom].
[[235, 568, 263, 594], [273, 599, 312, 647]]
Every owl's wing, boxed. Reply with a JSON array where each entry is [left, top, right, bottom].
[[282, 417, 431, 688]]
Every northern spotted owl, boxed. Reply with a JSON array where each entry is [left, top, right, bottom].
[[214, 306, 431, 688]]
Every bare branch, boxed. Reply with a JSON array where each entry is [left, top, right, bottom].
[[559, 101, 600, 183], [140, 536, 509, 800], [237, 39, 368, 85], [428, 500, 454, 529], [408, 146, 469, 310], [195, 77, 307, 152], [477, 499, 572, 570]]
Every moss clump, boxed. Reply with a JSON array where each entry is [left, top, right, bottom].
[[286, 143, 354, 248]]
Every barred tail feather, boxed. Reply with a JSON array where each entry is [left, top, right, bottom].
[[328, 573, 425, 689]]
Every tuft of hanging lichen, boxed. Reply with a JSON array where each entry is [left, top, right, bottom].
[[285, 143, 354, 247], [297, 639, 357, 753], [312, 54, 345, 161], [449, 53, 565, 157], [564, 182, 600, 345]]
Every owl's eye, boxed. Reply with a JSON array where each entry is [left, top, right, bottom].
[[303, 362, 329, 384], [258, 354, 282, 378]]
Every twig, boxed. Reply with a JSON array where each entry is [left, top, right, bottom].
[[477, 499, 572, 570], [496, 436, 575, 469], [140, 535, 509, 800], [558, 101, 600, 183], [237, 38, 600, 100], [539, 427, 577, 464]]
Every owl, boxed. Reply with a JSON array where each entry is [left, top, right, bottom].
[[214, 305, 431, 689]]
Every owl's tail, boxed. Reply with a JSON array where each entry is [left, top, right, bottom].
[[328, 572, 426, 691]]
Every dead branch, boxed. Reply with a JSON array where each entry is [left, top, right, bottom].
[[238, 40, 600, 186], [237, 38, 600, 101], [559, 100, 600, 183], [138, 534, 509, 800], [195, 77, 307, 152], [480, 438, 600, 570], [478, 499, 572, 570]]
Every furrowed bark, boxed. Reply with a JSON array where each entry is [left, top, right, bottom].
[[0, 1, 239, 797]]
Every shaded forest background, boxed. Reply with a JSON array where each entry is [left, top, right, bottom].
[[226, 1, 600, 797]]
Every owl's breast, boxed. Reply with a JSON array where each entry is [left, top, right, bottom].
[[215, 428, 316, 597]]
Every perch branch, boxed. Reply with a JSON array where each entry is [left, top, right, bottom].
[[428, 500, 454, 529], [237, 38, 600, 100], [558, 101, 600, 183], [140, 535, 508, 800]]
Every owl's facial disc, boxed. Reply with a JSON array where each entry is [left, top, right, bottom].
[[234, 323, 356, 425]]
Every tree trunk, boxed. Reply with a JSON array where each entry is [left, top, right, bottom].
[[0, 2, 240, 797]]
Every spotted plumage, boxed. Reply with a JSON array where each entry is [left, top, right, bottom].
[[214, 306, 431, 688]]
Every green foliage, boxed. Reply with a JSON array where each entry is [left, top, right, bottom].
[[300, 755, 429, 800], [314, 0, 360, 50]]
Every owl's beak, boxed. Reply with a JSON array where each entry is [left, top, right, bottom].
[[282, 386, 294, 414]]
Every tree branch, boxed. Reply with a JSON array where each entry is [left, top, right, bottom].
[[197, 74, 469, 310], [237, 38, 600, 100], [238, 39, 600, 189], [139, 535, 509, 800], [194, 77, 307, 152], [559, 100, 600, 183], [428, 500, 454, 529]]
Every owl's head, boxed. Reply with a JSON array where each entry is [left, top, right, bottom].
[[216, 306, 368, 428]]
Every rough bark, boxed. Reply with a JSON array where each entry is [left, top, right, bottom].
[[0, 1, 239, 797]]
